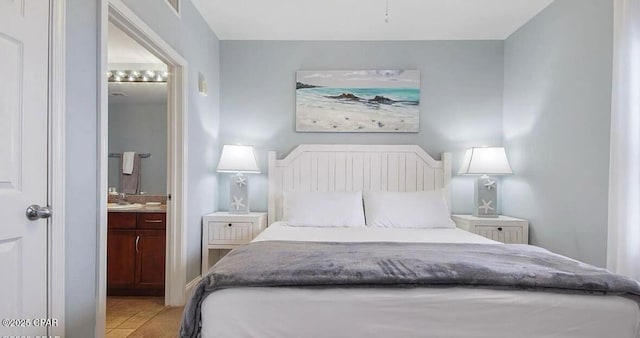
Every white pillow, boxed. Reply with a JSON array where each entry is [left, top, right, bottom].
[[282, 191, 366, 227], [363, 190, 455, 228]]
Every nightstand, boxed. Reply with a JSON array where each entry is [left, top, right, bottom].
[[452, 215, 529, 244], [202, 212, 267, 275]]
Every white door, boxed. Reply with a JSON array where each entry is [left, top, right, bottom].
[[0, 1, 50, 335]]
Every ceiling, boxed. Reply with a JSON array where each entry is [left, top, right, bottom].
[[108, 22, 167, 104], [108, 22, 165, 64], [191, 0, 555, 41]]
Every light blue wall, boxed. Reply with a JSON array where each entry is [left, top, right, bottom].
[[121, 0, 221, 282], [65, 1, 98, 336], [64, 0, 219, 336], [502, 0, 613, 266], [108, 101, 168, 195], [219, 41, 505, 213]]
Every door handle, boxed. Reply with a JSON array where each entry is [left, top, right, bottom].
[[135, 236, 140, 254], [26, 205, 52, 221]]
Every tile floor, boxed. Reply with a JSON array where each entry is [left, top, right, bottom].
[[106, 296, 183, 338]]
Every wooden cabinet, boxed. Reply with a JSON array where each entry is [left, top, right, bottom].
[[107, 212, 166, 296], [107, 230, 136, 289], [135, 229, 166, 290]]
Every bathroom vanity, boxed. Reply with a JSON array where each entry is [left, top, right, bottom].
[[107, 207, 166, 296]]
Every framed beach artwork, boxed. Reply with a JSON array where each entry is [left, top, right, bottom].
[[295, 70, 420, 132]]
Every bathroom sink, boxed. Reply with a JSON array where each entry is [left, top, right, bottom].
[[107, 203, 143, 210]]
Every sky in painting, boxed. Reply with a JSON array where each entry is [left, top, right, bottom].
[[297, 70, 420, 89]]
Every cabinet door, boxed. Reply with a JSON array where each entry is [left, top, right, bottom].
[[135, 229, 166, 291], [107, 230, 136, 290]]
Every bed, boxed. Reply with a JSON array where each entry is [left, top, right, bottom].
[[182, 144, 640, 338]]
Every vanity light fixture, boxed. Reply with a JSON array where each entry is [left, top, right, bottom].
[[108, 70, 168, 83]]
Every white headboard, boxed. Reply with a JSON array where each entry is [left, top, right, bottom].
[[268, 144, 452, 224]]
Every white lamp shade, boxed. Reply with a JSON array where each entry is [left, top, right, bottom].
[[216, 145, 261, 173], [459, 147, 513, 175]]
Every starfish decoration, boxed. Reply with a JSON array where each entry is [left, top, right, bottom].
[[478, 199, 495, 214], [236, 176, 247, 186], [484, 179, 497, 190], [231, 196, 245, 211]]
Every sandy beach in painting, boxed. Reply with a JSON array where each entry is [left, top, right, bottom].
[[296, 70, 420, 133]]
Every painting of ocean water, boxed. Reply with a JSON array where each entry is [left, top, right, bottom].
[[296, 70, 420, 132]]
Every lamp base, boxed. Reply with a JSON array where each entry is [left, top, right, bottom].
[[229, 173, 250, 214], [473, 175, 498, 218]]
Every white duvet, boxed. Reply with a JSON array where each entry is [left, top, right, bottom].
[[253, 221, 499, 244], [201, 222, 640, 338]]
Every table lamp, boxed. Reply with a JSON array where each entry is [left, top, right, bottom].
[[217, 145, 260, 214], [459, 147, 513, 218]]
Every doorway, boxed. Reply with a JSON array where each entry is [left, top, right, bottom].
[[98, 1, 188, 337], [105, 21, 169, 335]]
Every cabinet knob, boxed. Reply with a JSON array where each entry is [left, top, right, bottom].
[[497, 227, 503, 231], [228, 223, 232, 227]]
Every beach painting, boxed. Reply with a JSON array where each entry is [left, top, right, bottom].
[[296, 70, 420, 132]]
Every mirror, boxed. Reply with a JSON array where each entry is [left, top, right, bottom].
[[107, 81, 167, 195], [107, 22, 168, 196]]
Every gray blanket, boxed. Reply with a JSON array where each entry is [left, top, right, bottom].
[[180, 241, 640, 338]]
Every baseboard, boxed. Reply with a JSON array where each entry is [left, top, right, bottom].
[[185, 275, 202, 301]]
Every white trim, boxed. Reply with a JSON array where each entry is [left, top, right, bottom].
[[442, 152, 452, 209], [97, 1, 189, 336], [48, 0, 66, 336], [185, 275, 202, 301], [96, 1, 109, 337], [164, 0, 181, 18], [166, 61, 189, 306], [267, 144, 452, 224]]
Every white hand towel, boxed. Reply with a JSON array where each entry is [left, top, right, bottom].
[[122, 152, 136, 175]]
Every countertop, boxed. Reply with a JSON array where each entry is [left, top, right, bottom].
[[107, 204, 166, 213]]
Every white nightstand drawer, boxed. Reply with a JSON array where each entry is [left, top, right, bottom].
[[475, 225, 523, 244], [208, 222, 253, 244], [452, 215, 529, 244]]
